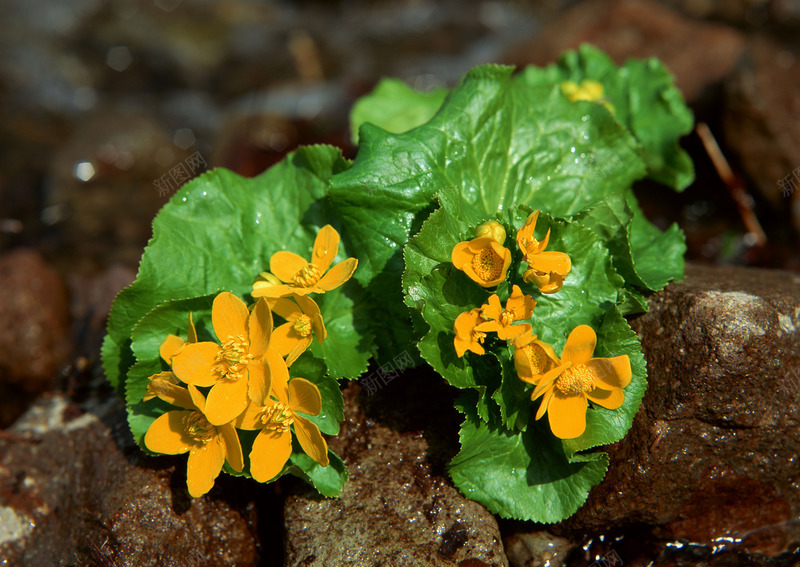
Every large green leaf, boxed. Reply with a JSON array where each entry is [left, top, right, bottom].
[[449, 402, 608, 523], [103, 145, 373, 396], [349, 78, 447, 145], [517, 44, 694, 190]]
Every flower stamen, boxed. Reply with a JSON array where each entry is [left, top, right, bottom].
[[260, 402, 294, 433], [292, 314, 313, 337], [215, 335, 254, 382], [555, 364, 595, 396], [182, 412, 215, 444], [471, 248, 504, 282], [293, 264, 321, 287]]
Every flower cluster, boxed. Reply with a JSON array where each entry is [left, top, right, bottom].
[[451, 212, 630, 439], [143, 225, 356, 496]]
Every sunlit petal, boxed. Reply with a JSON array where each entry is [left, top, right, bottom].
[[186, 438, 225, 497], [270, 251, 308, 283], [316, 258, 358, 292], [586, 356, 632, 390], [145, 411, 193, 455], [249, 429, 292, 483], [247, 298, 273, 358], [293, 416, 329, 467], [212, 292, 249, 342], [204, 378, 248, 426], [289, 377, 322, 416], [561, 325, 596, 364], [586, 387, 625, 410], [218, 423, 244, 472], [547, 392, 588, 439], [159, 335, 185, 364], [171, 342, 221, 387], [311, 224, 340, 274], [247, 358, 272, 407]]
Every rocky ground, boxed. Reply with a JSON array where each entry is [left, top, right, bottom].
[[1, 1, 800, 565]]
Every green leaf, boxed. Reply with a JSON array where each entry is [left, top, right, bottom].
[[330, 64, 646, 292], [289, 352, 343, 436], [287, 448, 349, 498], [350, 78, 448, 145], [103, 145, 372, 396], [449, 404, 608, 522], [517, 44, 694, 190]]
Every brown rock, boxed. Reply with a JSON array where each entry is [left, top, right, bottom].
[[503, 0, 746, 102], [0, 249, 71, 395], [723, 36, 800, 217], [562, 264, 800, 556], [0, 394, 259, 566], [283, 382, 509, 567], [504, 531, 572, 567]]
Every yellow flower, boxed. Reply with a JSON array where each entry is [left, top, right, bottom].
[[235, 354, 328, 482], [453, 308, 488, 357], [270, 295, 327, 367], [144, 314, 198, 402], [451, 237, 512, 287], [252, 225, 358, 299], [475, 285, 535, 341], [561, 79, 604, 102], [530, 325, 632, 439], [560, 79, 615, 113], [516, 211, 571, 294], [144, 381, 244, 498], [512, 332, 559, 385], [171, 292, 273, 426]]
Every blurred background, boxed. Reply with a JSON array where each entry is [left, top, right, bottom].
[[0, 0, 799, 563]]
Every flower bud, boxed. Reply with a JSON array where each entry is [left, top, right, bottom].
[[474, 220, 506, 244]]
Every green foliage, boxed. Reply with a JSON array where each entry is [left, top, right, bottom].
[[350, 78, 448, 145]]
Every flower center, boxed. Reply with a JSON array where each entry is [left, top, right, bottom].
[[471, 248, 504, 282], [555, 364, 595, 396], [471, 328, 486, 345], [215, 335, 253, 381], [182, 412, 215, 444], [499, 308, 515, 327], [260, 402, 294, 433], [523, 343, 549, 375], [292, 314, 313, 337], [293, 264, 321, 287]]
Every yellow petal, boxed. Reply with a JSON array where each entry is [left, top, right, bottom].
[[265, 347, 290, 404], [186, 438, 225, 497], [145, 411, 193, 455], [316, 258, 358, 292], [496, 323, 530, 341], [531, 362, 570, 400], [547, 391, 588, 439], [247, 358, 272, 407], [247, 298, 273, 358], [270, 297, 302, 321], [294, 295, 326, 342], [505, 285, 535, 320], [585, 356, 632, 390], [451, 241, 472, 270], [159, 335, 186, 364], [249, 429, 293, 482], [481, 294, 502, 321], [212, 292, 249, 342], [586, 387, 625, 410], [285, 337, 312, 367], [252, 282, 294, 299], [171, 342, 221, 387], [311, 224, 340, 274], [270, 251, 308, 283], [148, 378, 196, 410], [475, 320, 502, 333], [561, 325, 596, 365], [293, 415, 329, 467], [270, 322, 298, 357], [187, 312, 197, 343], [535, 388, 555, 420], [311, 312, 326, 344], [218, 422, 244, 472], [187, 385, 206, 412], [289, 377, 322, 416], [527, 251, 571, 276], [234, 399, 266, 430], [204, 377, 249, 426]]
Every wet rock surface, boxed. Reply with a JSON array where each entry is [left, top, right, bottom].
[[0, 394, 259, 567], [503, 0, 746, 102], [561, 264, 800, 557], [0, 249, 72, 427], [284, 380, 508, 567]]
